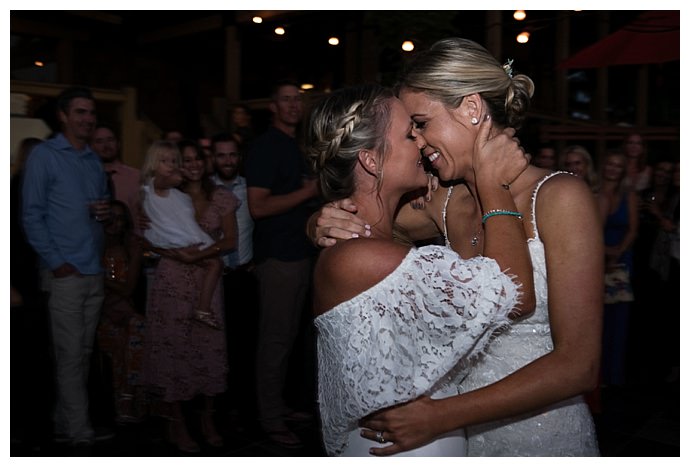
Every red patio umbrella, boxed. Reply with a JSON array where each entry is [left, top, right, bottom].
[[559, 10, 679, 68]]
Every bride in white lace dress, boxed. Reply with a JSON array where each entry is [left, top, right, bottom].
[[311, 39, 602, 456], [305, 84, 535, 456]]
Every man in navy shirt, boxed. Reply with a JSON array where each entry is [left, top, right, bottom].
[[245, 81, 319, 448], [22, 87, 110, 447]]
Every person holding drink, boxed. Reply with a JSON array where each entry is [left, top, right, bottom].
[[22, 86, 112, 447]]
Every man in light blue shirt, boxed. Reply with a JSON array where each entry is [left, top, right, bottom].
[[22, 87, 110, 446]]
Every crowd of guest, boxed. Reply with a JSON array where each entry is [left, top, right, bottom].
[[11, 84, 678, 456], [11, 83, 320, 454], [532, 132, 680, 400]]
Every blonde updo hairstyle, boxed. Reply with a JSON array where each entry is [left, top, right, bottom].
[[398, 37, 535, 130], [306, 84, 395, 203]]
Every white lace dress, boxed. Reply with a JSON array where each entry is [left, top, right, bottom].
[[314, 245, 521, 456], [459, 172, 600, 456]]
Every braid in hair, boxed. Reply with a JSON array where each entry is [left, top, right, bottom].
[[306, 85, 394, 202], [323, 100, 364, 167]]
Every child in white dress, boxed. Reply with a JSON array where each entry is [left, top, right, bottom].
[[140, 141, 223, 328]]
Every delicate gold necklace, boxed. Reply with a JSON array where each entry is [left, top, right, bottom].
[[442, 185, 482, 248]]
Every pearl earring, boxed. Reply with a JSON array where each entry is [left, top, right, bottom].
[[471, 117, 479, 125]]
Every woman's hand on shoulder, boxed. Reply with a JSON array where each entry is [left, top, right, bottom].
[[309, 199, 371, 247]]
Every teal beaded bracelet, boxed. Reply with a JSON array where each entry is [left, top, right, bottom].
[[482, 209, 523, 224]]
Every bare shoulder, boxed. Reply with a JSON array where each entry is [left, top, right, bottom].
[[314, 239, 411, 314], [318, 239, 410, 284], [534, 173, 601, 243], [535, 172, 596, 211]]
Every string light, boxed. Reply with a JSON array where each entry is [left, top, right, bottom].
[[34, 61, 44, 67], [252, 16, 262, 24], [517, 31, 530, 43], [401, 40, 414, 52], [328, 37, 340, 46], [514, 10, 526, 21], [301, 83, 314, 90], [274, 27, 285, 35]]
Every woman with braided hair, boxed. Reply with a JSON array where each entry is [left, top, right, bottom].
[[306, 83, 535, 456], [310, 38, 603, 456]]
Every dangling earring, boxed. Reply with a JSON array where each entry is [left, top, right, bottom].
[[471, 117, 479, 125]]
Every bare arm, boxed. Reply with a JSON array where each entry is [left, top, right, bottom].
[[247, 179, 318, 220], [472, 119, 534, 316], [166, 209, 238, 264], [361, 175, 603, 456], [306, 179, 441, 248], [175, 209, 239, 262]]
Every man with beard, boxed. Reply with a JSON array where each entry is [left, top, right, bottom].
[[210, 133, 259, 429], [245, 81, 320, 448], [211, 133, 254, 273]]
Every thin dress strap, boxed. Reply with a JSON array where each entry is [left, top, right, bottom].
[[442, 185, 453, 248], [530, 171, 573, 240]]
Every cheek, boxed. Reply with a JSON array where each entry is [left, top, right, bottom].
[[442, 128, 471, 163]]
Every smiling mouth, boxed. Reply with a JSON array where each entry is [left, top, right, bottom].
[[426, 150, 440, 163]]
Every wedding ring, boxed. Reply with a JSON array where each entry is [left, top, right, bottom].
[[376, 431, 386, 444]]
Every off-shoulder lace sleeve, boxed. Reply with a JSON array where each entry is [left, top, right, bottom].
[[314, 244, 521, 456]]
